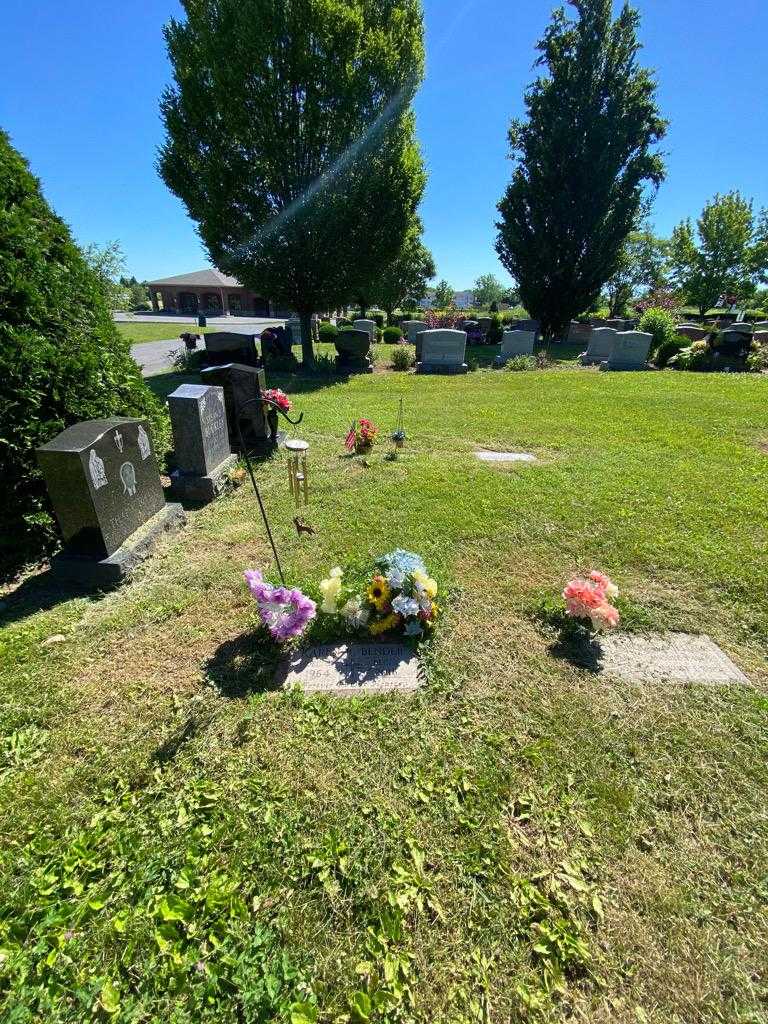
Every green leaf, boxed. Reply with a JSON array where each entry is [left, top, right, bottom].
[[349, 990, 372, 1021], [158, 893, 194, 923], [100, 979, 121, 1015], [290, 1001, 318, 1024]]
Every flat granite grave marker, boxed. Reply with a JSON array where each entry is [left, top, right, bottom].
[[599, 633, 749, 685], [475, 450, 537, 463], [168, 384, 238, 502], [37, 417, 185, 585], [278, 643, 422, 695]]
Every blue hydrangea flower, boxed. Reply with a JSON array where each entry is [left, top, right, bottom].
[[377, 549, 426, 577]]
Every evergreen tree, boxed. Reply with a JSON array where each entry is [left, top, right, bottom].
[[496, 0, 667, 339], [159, 0, 426, 367], [0, 131, 169, 559], [433, 279, 454, 308]]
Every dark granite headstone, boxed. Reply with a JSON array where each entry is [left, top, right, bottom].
[[202, 332, 259, 367], [335, 329, 373, 373], [199, 363, 271, 449], [167, 385, 237, 502], [37, 418, 185, 584]]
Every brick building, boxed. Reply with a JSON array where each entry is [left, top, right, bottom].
[[147, 269, 276, 317]]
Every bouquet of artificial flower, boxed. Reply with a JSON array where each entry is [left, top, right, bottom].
[[263, 388, 292, 413], [245, 570, 316, 641], [319, 550, 438, 640], [563, 571, 620, 633], [345, 418, 379, 454]]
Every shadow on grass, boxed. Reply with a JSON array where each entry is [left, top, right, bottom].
[[0, 568, 104, 628], [548, 634, 604, 674], [203, 627, 284, 698]]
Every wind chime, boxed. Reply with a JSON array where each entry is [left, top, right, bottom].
[[285, 438, 310, 506]]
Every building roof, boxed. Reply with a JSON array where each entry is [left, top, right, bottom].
[[147, 269, 243, 288]]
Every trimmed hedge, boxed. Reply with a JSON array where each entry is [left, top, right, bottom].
[[383, 326, 402, 343], [318, 322, 338, 341], [0, 130, 170, 557]]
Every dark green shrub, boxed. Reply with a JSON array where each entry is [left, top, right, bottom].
[[370, 312, 386, 328], [383, 326, 403, 343], [488, 313, 504, 344], [655, 335, 687, 368], [391, 344, 414, 370], [638, 307, 676, 355], [318, 322, 338, 341], [337, 317, 352, 327], [0, 130, 170, 559]]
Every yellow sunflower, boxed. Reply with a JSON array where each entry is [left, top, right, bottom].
[[366, 575, 391, 611], [369, 611, 399, 637]]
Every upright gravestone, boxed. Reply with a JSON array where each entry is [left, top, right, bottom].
[[353, 319, 376, 343], [676, 324, 709, 343], [200, 363, 272, 450], [416, 329, 468, 374], [579, 327, 618, 366], [495, 330, 535, 365], [403, 320, 428, 344], [167, 385, 238, 502], [601, 331, 652, 370], [37, 418, 185, 585], [568, 322, 592, 346], [511, 319, 540, 336], [605, 318, 628, 331], [202, 332, 259, 368], [335, 329, 373, 373]]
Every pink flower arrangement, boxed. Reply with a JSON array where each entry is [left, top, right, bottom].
[[345, 418, 379, 453], [563, 571, 620, 632], [263, 388, 292, 413], [244, 570, 316, 641]]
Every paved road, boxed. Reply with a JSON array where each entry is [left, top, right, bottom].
[[130, 319, 284, 377]]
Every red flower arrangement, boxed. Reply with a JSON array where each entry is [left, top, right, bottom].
[[263, 388, 292, 413], [345, 418, 379, 454]]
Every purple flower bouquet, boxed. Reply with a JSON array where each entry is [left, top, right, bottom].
[[244, 570, 316, 641]]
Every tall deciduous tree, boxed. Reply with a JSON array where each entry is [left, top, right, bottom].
[[432, 279, 454, 308], [669, 192, 768, 315], [495, 0, 667, 339], [159, 0, 426, 366], [605, 226, 669, 316], [376, 220, 435, 318], [473, 273, 506, 309]]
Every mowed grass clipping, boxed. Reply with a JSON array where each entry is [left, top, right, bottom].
[[1, 365, 767, 1023]]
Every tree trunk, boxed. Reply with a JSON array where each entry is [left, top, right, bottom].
[[299, 311, 315, 368]]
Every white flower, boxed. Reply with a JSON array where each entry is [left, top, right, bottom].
[[392, 594, 419, 618], [386, 567, 406, 589], [341, 597, 369, 629]]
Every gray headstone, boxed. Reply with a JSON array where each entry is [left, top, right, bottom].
[[37, 418, 166, 559], [568, 322, 592, 345], [203, 332, 259, 366], [402, 320, 428, 344], [599, 633, 749, 685], [168, 385, 231, 477], [580, 327, 618, 365], [602, 330, 652, 370], [335, 329, 373, 372], [353, 319, 376, 342], [676, 324, 709, 342], [416, 329, 468, 374], [278, 643, 422, 695], [497, 330, 535, 361], [511, 319, 540, 335]]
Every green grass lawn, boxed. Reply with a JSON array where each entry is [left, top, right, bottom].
[[118, 322, 220, 345], [2, 365, 767, 1022]]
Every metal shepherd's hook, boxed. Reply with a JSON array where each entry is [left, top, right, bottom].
[[234, 397, 304, 586]]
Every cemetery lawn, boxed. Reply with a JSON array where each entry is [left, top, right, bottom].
[[2, 366, 768, 1023], [117, 322, 219, 345]]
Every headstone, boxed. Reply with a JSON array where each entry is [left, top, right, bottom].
[[416, 329, 468, 375], [335, 329, 373, 373], [495, 330, 535, 365], [724, 322, 753, 336], [37, 418, 185, 585], [605, 319, 628, 331], [199, 363, 273, 450], [579, 327, 618, 366], [202, 332, 259, 367], [402, 320, 428, 344], [601, 330, 652, 370], [598, 633, 749, 685], [568, 322, 592, 345], [478, 317, 492, 334], [676, 324, 709, 342], [511, 319, 540, 336], [286, 317, 302, 344], [277, 643, 421, 695], [474, 450, 536, 463], [715, 330, 752, 362], [167, 385, 238, 503], [353, 319, 376, 342]]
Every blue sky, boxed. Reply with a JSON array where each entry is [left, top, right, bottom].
[[1, 0, 766, 289]]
